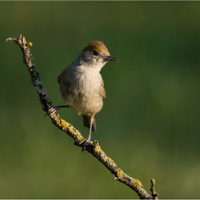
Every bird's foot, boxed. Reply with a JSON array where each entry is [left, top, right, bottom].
[[79, 135, 91, 152], [45, 105, 69, 116], [54, 105, 69, 111]]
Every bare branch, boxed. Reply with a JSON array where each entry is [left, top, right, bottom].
[[6, 34, 157, 199], [150, 178, 159, 199]]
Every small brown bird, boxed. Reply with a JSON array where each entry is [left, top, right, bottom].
[[57, 41, 117, 149]]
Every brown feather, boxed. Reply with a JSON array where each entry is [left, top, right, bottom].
[[82, 41, 110, 56]]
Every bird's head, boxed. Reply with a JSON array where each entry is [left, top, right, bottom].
[[78, 41, 118, 71]]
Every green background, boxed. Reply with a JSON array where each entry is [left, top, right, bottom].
[[1, 1, 200, 199]]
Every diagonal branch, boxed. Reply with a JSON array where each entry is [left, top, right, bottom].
[[6, 34, 158, 199]]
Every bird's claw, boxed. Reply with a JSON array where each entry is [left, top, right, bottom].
[[45, 107, 58, 116], [79, 138, 90, 152], [45, 105, 69, 117], [82, 142, 89, 152]]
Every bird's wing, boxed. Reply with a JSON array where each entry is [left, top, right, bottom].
[[57, 67, 74, 100]]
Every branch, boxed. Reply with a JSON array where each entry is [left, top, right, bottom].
[[6, 34, 158, 199], [150, 178, 159, 199]]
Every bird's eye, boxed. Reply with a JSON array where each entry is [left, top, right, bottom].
[[92, 50, 99, 56]]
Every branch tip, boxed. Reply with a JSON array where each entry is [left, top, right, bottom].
[[5, 37, 17, 42], [150, 178, 159, 199]]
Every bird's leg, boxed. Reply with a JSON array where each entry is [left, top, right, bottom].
[[54, 105, 69, 111], [46, 105, 69, 116], [80, 114, 94, 151]]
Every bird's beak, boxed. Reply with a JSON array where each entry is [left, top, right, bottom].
[[104, 55, 118, 61]]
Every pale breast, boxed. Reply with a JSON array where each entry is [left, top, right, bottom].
[[74, 66, 104, 115], [59, 64, 105, 115]]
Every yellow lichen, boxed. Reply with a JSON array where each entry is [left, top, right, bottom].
[[94, 140, 99, 145], [151, 178, 156, 184], [50, 114, 54, 119], [79, 136, 85, 141], [116, 168, 123, 176], [68, 125, 76, 134], [60, 119, 68, 127], [103, 156, 109, 162], [55, 118, 61, 125], [106, 157, 110, 162], [89, 141, 93, 145], [133, 179, 142, 186], [23, 37, 27, 44], [28, 42, 33, 47], [94, 144, 102, 153], [6, 37, 14, 42]]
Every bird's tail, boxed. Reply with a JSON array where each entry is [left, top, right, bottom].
[[83, 115, 96, 132]]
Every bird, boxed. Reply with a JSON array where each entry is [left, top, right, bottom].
[[57, 41, 118, 150]]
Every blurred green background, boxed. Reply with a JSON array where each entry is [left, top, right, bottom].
[[1, 1, 200, 199]]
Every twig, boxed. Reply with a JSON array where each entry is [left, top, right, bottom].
[[6, 34, 157, 199], [150, 178, 159, 199]]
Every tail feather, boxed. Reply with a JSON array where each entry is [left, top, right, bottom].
[[83, 115, 96, 132]]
